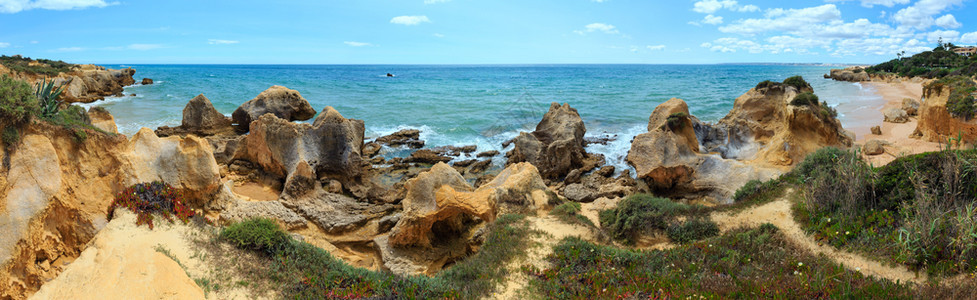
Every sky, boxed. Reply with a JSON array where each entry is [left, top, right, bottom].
[[0, 0, 975, 64]]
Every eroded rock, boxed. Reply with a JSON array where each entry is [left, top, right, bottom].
[[506, 102, 590, 179], [231, 86, 316, 132]]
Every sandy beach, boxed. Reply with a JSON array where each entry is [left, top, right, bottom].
[[857, 81, 942, 166]]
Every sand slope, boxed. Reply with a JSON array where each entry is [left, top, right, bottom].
[[30, 211, 205, 300]]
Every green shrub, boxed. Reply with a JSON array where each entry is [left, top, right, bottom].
[[0, 55, 73, 77], [935, 76, 977, 119], [107, 181, 196, 230], [665, 112, 687, 130], [790, 92, 819, 106], [666, 218, 719, 244], [34, 78, 66, 119], [1, 126, 18, 147], [220, 218, 291, 255], [550, 202, 594, 227], [853, 68, 864, 73], [0, 75, 39, 126], [819, 102, 838, 119], [792, 147, 851, 179], [755, 80, 777, 89], [783, 75, 811, 91], [733, 179, 764, 202], [600, 194, 688, 244]]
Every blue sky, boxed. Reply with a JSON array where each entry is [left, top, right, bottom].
[[0, 0, 975, 64]]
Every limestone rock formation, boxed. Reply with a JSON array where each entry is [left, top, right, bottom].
[[884, 108, 909, 123], [379, 162, 548, 275], [232, 106, 365, 188], [629, 81, 850, 203], [871, 126, 882, 135], [827, 68, 870, 82], [87, 107, 118, 134], [0, 122, 224, 299], [387, 163, 486, 247], [57, 67, 137, 103], [231, 86, 316, 132], [913, 81, 977, 143], [222, 200, 307, 230], [141, 78, 153, 85], [155, 94, 233, 137], [506, 102, 591, 179]]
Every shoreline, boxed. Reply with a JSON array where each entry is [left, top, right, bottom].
[[856, 80, 941, 166]]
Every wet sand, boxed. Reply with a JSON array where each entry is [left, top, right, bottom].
[[855, 81, 941, 166]]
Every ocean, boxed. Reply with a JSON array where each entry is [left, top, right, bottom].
[[82, 64, 884, 172]]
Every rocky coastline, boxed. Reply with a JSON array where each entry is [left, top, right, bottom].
[[0, 67, 866, 298], [0, 59, 136, 104]]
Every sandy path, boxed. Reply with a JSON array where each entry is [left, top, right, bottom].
[[857, 81, 941, 166], [490, 216, 595, 300], [710, 190, 925, 284]]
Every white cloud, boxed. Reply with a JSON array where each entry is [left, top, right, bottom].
[[893, 0, 965, 30], [647, 45, 666, 51], [0, 42, 9, 48], [424, 0, 450, 4], [961, 32, 977, 44], [702, 14, 723, 25], [719, 4, 843, 36], [593, 0, 608, 2], [433, 33, 445, 38], [574, 23, 619, 35], [343, 41, 372, 47], [853, 0, 911, 7], [29, 40, 38, 44], [934, 14, 961, 28], [0, 0, 116, 13], [920, 29, 959, 43], [208, 39, 239, 45], [55, 46, 85, 52], [127, 44, 162, 50], [692, 0, 758, 14], [390, 15, 431, 26]]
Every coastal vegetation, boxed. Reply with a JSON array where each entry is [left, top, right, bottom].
[[931, 75, 977, 119], [524, 225, 913, 299], [0, 55, 74, 77], [216, 214, 540, 299], [598, 194, 713, 245], [866, 42, 977, 78], [107, 181, 197, 230]]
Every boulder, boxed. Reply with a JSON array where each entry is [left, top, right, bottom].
[[863, 140, 886, 156], [902, 98, 920, 116], [476, 150, 500, 158], [156, 94, 233, 137], [506, 102, 589, 179], [87, 107, 118, 134], [55, 67, 136, 103], [871, 125, 882, 135], [231, 86, 316, 132], [141, 78, 153, 85], [884, 108, 909, 123], [232, 107, 365, 188]]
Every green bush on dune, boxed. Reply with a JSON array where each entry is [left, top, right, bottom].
[[0, 75, 40, 126], [783, 75, 811, 91]]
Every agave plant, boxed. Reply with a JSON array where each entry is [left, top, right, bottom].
[[34, 77, 68, 119]]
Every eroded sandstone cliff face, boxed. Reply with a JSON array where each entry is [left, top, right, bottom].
[[912, 79, 977, 144], [0, 63, 136, 104], [0, 119, 222, 299]]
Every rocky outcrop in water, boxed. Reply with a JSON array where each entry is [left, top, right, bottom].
[[506, 102, 598, 180], [155, 94, 234, 137], [826, 67, 870, 82], [231, 85, 317, 132]]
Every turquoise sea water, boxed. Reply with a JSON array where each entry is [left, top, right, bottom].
[[83, 64, 883, 171]]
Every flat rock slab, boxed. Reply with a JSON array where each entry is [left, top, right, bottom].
[[283, 191, 394, 234], [222, 200, 307, 230]]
